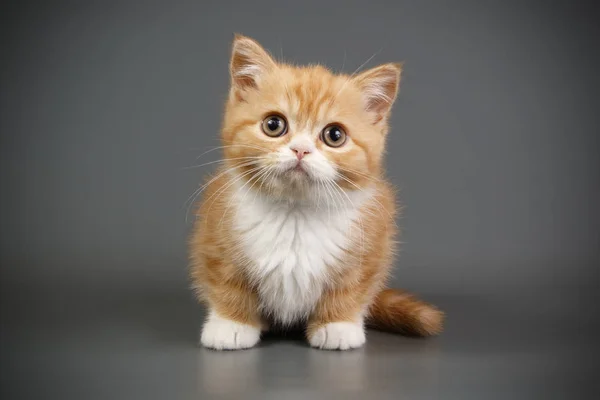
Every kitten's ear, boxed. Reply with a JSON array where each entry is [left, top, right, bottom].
[[353, 63, 402, 124], [230, 34, 276, 93]]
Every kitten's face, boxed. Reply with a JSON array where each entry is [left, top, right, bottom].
[[221, 36, 401, 201]]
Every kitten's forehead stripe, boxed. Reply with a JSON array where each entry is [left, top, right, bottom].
[[290, 69, 339, 129]]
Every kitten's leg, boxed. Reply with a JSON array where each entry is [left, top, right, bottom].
[[307, 288, 368, 350], [199, 280, 264, 351]]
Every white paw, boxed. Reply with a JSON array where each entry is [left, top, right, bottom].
[[309, 321, 366, 350], [200, 312, 260, 350]]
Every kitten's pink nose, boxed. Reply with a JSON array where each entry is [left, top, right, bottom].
[[290, 146, 311, 160]]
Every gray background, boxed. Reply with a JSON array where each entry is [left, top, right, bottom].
[[1, 0, 598, 399]]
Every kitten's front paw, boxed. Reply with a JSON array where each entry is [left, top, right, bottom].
[[309, 321, 366, 350], [200, 313, 260, 350]]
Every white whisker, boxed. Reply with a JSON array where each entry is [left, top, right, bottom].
[[184, 160, 261, 223], [203, 165, 264, 220], [182, 156, 264, 170], [219, 165, 271, 228], [336, 173, 397, 228], [192, 143, 271, 163]]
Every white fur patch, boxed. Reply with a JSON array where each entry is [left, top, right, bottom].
[[309, 321, 366, 350], [234, 64, 262, 79], [231, 180, 373, 325], [200, 311, 261, 350]]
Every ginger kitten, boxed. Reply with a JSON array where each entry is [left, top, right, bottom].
[[189, 35, 443, 350]]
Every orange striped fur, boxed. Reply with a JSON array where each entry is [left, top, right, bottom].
[[189, 35, 443, 350]]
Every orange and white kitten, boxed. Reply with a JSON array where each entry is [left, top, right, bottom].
[[189, 35, 443, 350]]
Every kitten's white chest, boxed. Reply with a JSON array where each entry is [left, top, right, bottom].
[[231, 190, 366, 325]]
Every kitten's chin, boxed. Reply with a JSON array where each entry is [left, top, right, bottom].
[[286, 166, 311, 181], [280, 173, 312, 193], [262, 170, 319, 203]]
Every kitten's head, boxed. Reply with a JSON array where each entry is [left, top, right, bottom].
[[221, 35, 401, 202]]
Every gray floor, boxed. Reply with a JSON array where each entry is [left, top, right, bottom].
[[2, 279, 597, 400]]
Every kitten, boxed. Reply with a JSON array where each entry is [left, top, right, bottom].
[[189, 35, 443, 350]]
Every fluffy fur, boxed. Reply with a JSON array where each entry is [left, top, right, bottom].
[[189, 35, 443, 350]]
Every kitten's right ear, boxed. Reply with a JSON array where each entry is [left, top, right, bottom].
[[230, 34, 276, 94], [353, 63, 402, 124]]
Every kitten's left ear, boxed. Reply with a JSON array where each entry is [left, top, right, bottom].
[[230, 34, 276, 93], [353, 63, 402, 124]]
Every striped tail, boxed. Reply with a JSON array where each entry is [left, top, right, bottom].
[[367, 288, 444, 337]]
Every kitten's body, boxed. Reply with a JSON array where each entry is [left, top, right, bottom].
[[189, 35, 443, 350]]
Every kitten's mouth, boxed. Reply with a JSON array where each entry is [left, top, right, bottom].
[[293, 163, 305, 172], [283, 162, 310, 179]]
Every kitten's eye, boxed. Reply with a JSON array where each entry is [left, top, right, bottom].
[[261, 115, 287, 137], [321, 125, 347, 148]]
